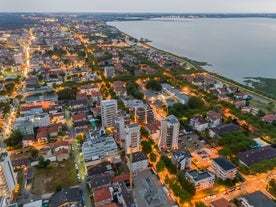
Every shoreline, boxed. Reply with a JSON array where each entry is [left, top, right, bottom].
[[114, 28, 276, 104]]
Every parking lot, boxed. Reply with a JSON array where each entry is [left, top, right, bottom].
[[178, 133, 211, 152], [133, 169, 175, 207], [192, 148, 218, 168]]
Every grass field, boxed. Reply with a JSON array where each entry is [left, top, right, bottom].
[[31, 159, 78, 195]]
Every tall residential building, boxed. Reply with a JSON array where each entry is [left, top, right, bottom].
[[159, 115, 180, 150], [0, 151, 16, 197], [101, 100, 118, 128], [124, 124, 141, 154], [113, 112, 130, 143], [134, 104, 154, 124]]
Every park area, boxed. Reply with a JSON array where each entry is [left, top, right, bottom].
[[31, 159, 78, 195]]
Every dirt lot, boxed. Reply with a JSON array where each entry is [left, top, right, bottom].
[[31, 159, 78, 195]]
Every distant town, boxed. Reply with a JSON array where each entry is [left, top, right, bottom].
[[0, 13, 276, 207]]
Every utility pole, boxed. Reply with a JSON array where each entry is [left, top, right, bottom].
[[130, 146, 133, 192]]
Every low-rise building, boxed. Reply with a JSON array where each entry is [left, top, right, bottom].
[[237, 146, 276, 167], [82, 129, 119, 167], [186, 169, 215, 189], [172, 150, 192, 170], [239, 191, 276, 207], [50, 187, 82, 207], [127, 152, 148, 174], [209, 123, 241, 138], [93, 187, 112, 207], [210, 198, 231, 207], [161, 83, 189, 104], [190, 116, 209, 132], [211, 156, 237, 180]]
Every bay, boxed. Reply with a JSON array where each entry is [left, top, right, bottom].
[[108, 18, 276, 84]]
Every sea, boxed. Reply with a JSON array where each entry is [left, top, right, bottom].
[[108, 18, 276, 84]]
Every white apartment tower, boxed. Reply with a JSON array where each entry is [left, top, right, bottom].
[[0, 151, 17, 197], [125, 124, 141, 154], [101, 100, 118, 128], [159, 115, 180, 150]]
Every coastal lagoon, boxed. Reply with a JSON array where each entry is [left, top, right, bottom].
[[109, 18, 276, 84]]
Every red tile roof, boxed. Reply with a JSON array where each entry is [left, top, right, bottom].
[[55, 148, 69, 156], [262, 114, 276, 123], [23, 135, 35, 141], [93, 187, 111, 203], [53, 141, 68, 149], [36, 131, 48, 139], [48, 123, 63, 133], [91, 91, 102, 97], [38, 127, 48, 133], [112, 173, 130, 183], [72, 113, 87, 121], [145, 121, 160, 133]]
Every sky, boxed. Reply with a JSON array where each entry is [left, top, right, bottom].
[[1, 0, 276, 13]]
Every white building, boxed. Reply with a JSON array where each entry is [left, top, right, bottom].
[[114, 115, 125, 142], [127, 152, 148, 174], [161, 83, 189, 104], [159, 115, 180, 150], [190, 116, 209, 132], [0, 151, 17, 197], [211, 156, 237, 180], [14, 113, 50, 135], [101, 100, 118, 128], [124, 124, 141, 154], [172, 150, 192, 170], [82, 129, 119, 167], [186, 169, 215, 189], [104, 66, 115, 78]]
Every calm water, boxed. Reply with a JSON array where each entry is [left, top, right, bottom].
[[109, 18, 276, 83]]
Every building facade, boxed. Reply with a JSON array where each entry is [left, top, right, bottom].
[[82, 129, 119, 167], [186, 169, 215, 189], [172, 150, 192, 170], [127, 152, 148, 174], [134, 104, 154, 125], [101, 100, 118, 128], [124, 124, 141, 155], [0, 152, 17, 197], [159, 115, 180, 150], [211, 156, 237, 180]]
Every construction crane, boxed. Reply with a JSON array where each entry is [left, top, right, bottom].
[[118, 143, 133, 192]]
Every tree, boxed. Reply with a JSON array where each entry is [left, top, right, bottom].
[[141, 140, 152, 154], [218, 147, 232, 158], [30, 147, 39, 160], [187, 96, 204, 109], [149, 153, 157, 162], [145, 79, 162, 91], [160, 155, 177, 174], [195, 202, 208, 207], [268, 179, 276, 197], [57, 87, 77, 100], [156, 160, 165, 172], [140, 127, 149, 138], [55, 184, 62, 192], [4, 130, 23, 149], [37, 156, 50, 169]]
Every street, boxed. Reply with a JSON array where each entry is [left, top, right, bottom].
[[64, 107, 92, 207]]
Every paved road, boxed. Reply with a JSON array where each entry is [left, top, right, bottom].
[[65, 108, 92, 207]]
